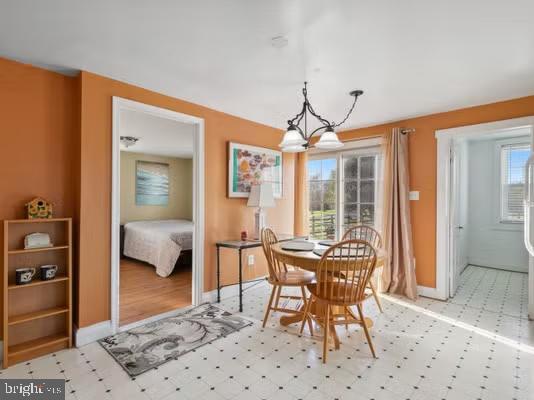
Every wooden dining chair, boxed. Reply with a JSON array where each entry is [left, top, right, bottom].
[[342, 225, 383, 312], [260, 228, 316, 329], [300, 239, 378, 363]]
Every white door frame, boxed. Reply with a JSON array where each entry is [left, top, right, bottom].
[[435, 117, 534, 315], [111, 97, 205, 333]]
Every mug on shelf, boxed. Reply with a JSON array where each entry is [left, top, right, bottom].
[[40, 265, 58, 281], [15, 268, 36, 285]]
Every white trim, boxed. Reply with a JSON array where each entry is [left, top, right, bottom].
[[75, 321, 113, 347], [417, 285, 447, 300], [111, 97, 205, 334], [309, 137, 382, 155], [435, 117, 534, 314]]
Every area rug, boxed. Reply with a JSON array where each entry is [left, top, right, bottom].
[[99, 303, 252, 376]]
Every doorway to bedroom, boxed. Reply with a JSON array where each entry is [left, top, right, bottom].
[[111, 98, 205, 331]]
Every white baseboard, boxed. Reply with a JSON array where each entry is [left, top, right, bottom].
[[75, 320, 113, 347], [468, 261, 528, 274], [418, 285, 447, 301], [203, 279, 267, 304]]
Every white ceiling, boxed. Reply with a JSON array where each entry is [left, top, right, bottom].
[[1, 1, 534, 130], [119, 109, 194, 158]]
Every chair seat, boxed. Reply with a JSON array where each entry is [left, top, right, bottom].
[[270, 270, 316, 286], [306, 282, 367, 305]]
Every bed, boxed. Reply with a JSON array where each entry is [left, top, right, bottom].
[[123, 219, 193, 277]]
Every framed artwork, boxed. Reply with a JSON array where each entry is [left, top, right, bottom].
[[228, 142, 283, 198], [136, 161, 169, 205]]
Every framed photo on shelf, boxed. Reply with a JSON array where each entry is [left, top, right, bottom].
[[228, 142, 282, 198]]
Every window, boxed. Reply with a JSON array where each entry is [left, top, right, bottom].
[[500, 142, 529, 223], [308, 142, 382, 240], [308, 158, 337, 239]]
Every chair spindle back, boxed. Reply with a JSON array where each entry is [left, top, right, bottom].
[[315, 239, 377, 303], [261, 228, 287, 282], [342, 225, 382, 249]]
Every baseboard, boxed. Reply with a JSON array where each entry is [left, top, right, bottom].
[[202, 279, 267, 303], [418, 285, 447, 301], [0, 341, 3, 363], [75, 320, 113, 347], [468, 262, 528, 274]]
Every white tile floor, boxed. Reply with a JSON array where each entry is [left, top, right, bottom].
[[1, 265, 532, 400]]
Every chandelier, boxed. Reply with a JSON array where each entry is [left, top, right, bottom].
[[279, 82, 363, 152]]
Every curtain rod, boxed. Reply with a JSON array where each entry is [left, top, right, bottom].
[[401, 128, 416, 135]]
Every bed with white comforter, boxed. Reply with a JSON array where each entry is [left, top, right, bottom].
[[123, 219, 193, 277]]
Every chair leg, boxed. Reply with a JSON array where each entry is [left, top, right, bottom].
[[300, 287, 314, 336], [299, 294, 313, 334], [273, 285, 282, 311], [262, 285, 277, 328], [368, 280, 383, 313], [356, 304, 376, 358], [323, 305, 331, 364]]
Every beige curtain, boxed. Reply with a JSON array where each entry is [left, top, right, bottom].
[[294, 152, 309, 236], [380, 128, 418, 299]]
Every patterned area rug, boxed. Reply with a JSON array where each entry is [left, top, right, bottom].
[[99, 303, 252, 376]]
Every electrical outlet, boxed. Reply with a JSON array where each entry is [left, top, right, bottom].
[[248, 255, 255, 266]]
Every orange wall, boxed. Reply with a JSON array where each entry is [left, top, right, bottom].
[[78, 72, 294, 327], [0, 58, 78, 336], [339, 96, 534, 288]]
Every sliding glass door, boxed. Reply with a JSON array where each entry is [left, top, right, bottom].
[[308, 145, 382, 240], [342, 153, 378, 232]]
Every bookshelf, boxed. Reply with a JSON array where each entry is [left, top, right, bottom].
[[2, 218, 72, 368]]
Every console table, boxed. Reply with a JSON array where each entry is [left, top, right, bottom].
[[216, 234, 305, 312]]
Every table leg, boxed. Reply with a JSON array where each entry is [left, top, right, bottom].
[[216, 245, 221, 303], [238, 248, 243, 312]]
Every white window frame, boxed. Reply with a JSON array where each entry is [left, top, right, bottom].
[[495, 136, 530, 225], [308, 137, 383, 239]]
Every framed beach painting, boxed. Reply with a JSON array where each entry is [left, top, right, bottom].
[[228, 142, 283, 198], [136, 161, 169, 205]]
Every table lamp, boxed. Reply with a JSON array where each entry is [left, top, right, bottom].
[[247, 183, 275, 239]]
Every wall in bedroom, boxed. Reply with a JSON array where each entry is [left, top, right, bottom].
[[120, 152, 192, 224], [337, 95, 534, 289], [0, 57, 79, 339], [78, 71, 294, 328]]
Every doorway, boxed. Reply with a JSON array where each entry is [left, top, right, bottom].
[[111, 97, 205, 332], [435, 116, 534, 320]]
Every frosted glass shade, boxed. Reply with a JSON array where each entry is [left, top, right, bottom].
[[279, 126, 306, 148], [281, 144, 306, 153], [315, 127, 343, 149]]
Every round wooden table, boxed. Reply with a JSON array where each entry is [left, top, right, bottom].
[[271, 241, 385, 348]]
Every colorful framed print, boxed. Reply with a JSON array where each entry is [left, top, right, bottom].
[[228, 142, 283, 198], [136, 161, 169, 205]]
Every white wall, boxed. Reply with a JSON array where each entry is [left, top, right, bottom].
[[466, 138, 528, 272]]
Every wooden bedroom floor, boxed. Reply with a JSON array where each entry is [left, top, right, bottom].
[[119, 257, 192, 326]]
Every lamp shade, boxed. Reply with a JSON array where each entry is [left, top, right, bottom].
[[315, 127, 343, 149], [247, 183, 275, 208], [279, 126, 306, 148]]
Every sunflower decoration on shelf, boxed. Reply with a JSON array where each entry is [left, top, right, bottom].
[[25, 197, 54, 219]]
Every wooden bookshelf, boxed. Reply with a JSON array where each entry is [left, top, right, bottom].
[[3, 218, 72, 368]]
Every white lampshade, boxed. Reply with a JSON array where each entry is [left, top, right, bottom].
[[247, 183, 275, 208], [315, 127, 343, 149], [281, 144, 306, 153], [279, 126, 306, 148]]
